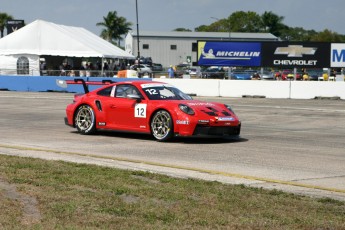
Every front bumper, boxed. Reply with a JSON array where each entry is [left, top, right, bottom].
[[64, 117, 74, 127], [193, 124, 241, 136]]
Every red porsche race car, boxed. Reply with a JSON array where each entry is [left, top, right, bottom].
[[61, 79, 241, 141]]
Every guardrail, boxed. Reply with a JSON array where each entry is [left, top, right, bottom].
[[0, 75, 150, 93]]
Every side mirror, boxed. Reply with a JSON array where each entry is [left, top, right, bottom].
[[127, 94, 142, 102]]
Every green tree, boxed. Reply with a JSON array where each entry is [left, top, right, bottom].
[[0, 12, 13, 38], [209, 18, 230, 32], [96, 11, 132, 45], [261, 11, 286, 37], [279, 27, 318, 41], [228, 11, 263, 32], [310, 29, 345, 42], [194, 24, 210, 32], [173, 28, 192, 32]]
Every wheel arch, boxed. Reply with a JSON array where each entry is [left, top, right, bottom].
[[149, 108, 177, 141], [73, 103, 97, 127], [149, 107, 177, 132]]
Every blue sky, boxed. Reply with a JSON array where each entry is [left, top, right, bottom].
[[1, 0, 344, 36]]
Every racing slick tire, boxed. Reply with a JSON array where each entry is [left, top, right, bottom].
[[75, 105, 96, 135], [151, 110, 173, 141]]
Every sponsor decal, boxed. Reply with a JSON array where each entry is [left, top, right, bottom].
[[141, 83, 170, 89], [198, 120, 210, 124], [187, 102, 215, 107], [217, 117, 234, 121], [176, 120, 190, 125], [98, 122, 106, 126]]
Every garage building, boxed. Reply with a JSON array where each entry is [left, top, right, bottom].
[[125, 31, 278, 68]]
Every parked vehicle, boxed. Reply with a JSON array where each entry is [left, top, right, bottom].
[[175, 64, 190, 78], [230, 70, 256, 80], [188, 66, 202, 77], [130, 64, 152, 77], [139, 56, 152, 66], [281, 69, 292, 80], [260, 71, 275, 80], [152, 63, 163, 72], [202, 67, 225, 79], [308, 71, 322, 81]]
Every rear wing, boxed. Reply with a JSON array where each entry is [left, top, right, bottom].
[[56, 78, 115, 93]]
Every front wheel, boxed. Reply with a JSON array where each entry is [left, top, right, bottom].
[[75, 105, 96, 135], [151, 110, 173, 141]]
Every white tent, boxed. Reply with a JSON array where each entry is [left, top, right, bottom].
[[0, 19, 134, 75]]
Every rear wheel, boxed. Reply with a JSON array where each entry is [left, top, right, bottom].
[[75, 105, 96, 135], [151, 110, 173, 141]]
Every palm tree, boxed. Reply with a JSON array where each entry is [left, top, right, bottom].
[[96, 11, 132, 45], [0, 12, 13, 38], [261, 11, 286, 37]]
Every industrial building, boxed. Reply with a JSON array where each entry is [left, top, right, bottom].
[[125, 31, 278, 68]]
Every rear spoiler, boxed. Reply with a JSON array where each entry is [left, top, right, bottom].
[[56, 79, 115, 93]]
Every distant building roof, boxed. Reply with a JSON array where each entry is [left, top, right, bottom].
[[129, 30, 278, 41]]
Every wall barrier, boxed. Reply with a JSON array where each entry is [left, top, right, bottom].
[[1, 75, 345, 100], [0, 76, 148, 93], [153, 79, 345, 100]]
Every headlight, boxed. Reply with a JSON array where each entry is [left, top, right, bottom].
[[225, 104, 235, 114], [179, 104, 195, 115]]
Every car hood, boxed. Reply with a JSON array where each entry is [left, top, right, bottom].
[[183, 100, 236, 117]]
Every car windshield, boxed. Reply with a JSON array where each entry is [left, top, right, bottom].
[[141, 83, 192, 100]]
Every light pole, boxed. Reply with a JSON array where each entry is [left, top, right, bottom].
[[135, 0, 140, 61], [210, 17, 232, 79]]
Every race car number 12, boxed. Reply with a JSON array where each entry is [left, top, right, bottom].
[[135, 104, 147, 118]]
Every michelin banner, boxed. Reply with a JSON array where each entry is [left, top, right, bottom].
[[197, 41, 261, 67]]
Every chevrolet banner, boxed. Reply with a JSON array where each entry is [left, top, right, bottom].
[[261, 42, 330, 68], [197, 41, 261, 67]]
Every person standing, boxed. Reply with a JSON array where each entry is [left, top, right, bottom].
[[168, 65, 174, 78]]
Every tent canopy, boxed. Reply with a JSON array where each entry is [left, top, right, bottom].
[[0, 19, 134, 59]]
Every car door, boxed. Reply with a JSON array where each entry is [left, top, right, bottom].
[[104, 84, 149, 132]]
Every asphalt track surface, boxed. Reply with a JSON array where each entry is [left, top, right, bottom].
[[1, 91, 345, 201]]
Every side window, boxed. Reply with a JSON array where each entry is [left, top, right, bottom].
[[17, 56, 29, 75], [115, 85, 128, 98], [97, 86, 113, 97], [115, 85, 142, 98]]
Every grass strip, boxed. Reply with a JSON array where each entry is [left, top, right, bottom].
[[0, 154, 344, 229]]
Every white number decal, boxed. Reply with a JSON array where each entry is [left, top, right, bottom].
[[135, 104, 147, 118], [145, 89, 158, 95]]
